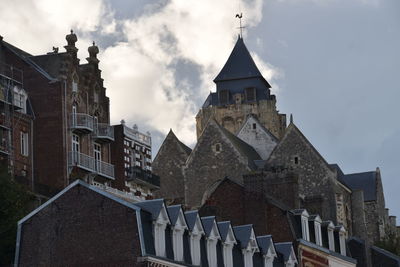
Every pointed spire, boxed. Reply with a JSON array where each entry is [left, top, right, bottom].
[[213, 37, 270, 88], [290, 114, 293, 124]]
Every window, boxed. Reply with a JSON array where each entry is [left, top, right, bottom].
[[72, 73, 78, 92], [72, 134, 80, 163], [301, 215, 310, 241], [294, 156, 299, 165], [20, 132, 28, 156], [13, 86, 27, 113], [245, 87, 256, 102], [219, 90, 229, 105], [94, 143, 101, 171], [252, 123, 256, 129], [215, 144, 221, 152]]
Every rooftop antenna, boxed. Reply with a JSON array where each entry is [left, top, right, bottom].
[[235, 13, 245, 38]]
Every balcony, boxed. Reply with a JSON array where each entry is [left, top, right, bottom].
[[95, 160, 115, 180], [70, 113, 93, 133], [68, 151, 115, 180], [93, 123, 114, 142], [127, 166, 160, 189]]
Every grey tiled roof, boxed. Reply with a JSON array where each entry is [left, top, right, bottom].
[[341, 171, 377, 201], [201, 216, 216, 237], [215, 121, 261, 169], [135, 199, 165, 220], [217, 221, 232, 242], [233, 224, 254, 249], [166, 205, 181, 226], [256, 235, 273, 255], [184, 210, 199, 231], [274, 242, 293, 262], [214, 37, 269, 87]]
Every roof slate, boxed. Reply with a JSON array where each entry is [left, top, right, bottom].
[[184, 210, 199, 231], [341, 171, 377, 201], [214, 37, 269, 87], [134, 199, 165, 220], [201, 216, 216, 237], [217, 221, 232, 242], [274, 242, 293, 262], [166, 205, 182, 226], [256, 235, 273, 255], [233, 224, 254, 249]]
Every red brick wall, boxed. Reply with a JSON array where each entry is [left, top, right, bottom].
[[18, 184, 143, 266]]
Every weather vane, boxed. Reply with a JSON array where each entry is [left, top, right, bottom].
[[235, 13, 245, 38]]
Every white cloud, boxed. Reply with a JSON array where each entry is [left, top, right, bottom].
[[101, 0, 281, 145]]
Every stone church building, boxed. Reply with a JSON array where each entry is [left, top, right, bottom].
[[153, 36, 398, 251]]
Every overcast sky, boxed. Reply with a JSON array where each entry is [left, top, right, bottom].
[[1, 0, 399, 222]]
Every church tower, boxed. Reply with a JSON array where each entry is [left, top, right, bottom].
[[196, 36, 286, 139]]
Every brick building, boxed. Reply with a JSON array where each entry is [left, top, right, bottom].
[[0, 42, 35, 192], [0, 32, 115, 197]]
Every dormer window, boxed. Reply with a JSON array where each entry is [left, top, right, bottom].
[[13, 86, 27, 113], [243, 229, 259, 267], [245, 87, 256, 102], [310, 215, 322, 246], [219, 222, 236, 267], [154, 204, 169, 257], [328, 224, 335, 251], [72, 73, 78, 92], [219, 90, 229, 105], [201, 217, 221, 267], [301, 215, 310, 241], [186, 211, 204, 266], [168, 206, 188, 262]]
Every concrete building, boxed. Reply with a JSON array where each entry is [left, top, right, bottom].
[[111, 122, 159, 200]]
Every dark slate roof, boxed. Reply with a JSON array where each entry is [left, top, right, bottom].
[[214, 37, 269, 87], [233, 224, 254, 249], [201, 216, 216, 237], [217, 221, 232, 242], [341, 171, 377, 201], [167, 205, 182, 226], [30, 53, 65, 78], [1, 41, 55, 80], [169, 129, 192, 155], [184, 210, 200, 231], [215, 120, 261, 169], [135, 199, 165, 221], [256, 235, 273, 255], [371, 246, 400, 264], [274, 242, 293, 262]]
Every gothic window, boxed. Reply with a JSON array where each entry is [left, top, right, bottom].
[[215, 144, 221, 152], [245, 87, 256, 102], [72, 73, 78, 92], [219, 90, 229, 105]]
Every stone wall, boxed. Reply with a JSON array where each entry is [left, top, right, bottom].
[[184, 120, 251, 208], [153, 130, 191, 203], [196, 98, 286, 140]]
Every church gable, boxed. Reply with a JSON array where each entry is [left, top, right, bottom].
[[153, 130, 191, 202], [237, 115, 278, 160], [184, 119, 259, 208], [267, 122, 339, 221]]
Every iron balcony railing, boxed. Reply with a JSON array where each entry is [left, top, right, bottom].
[[68, 151, 95, 172], [127, 166, 160, 188], [93, 123, 114, 141], [68, 151, 115, 179], [95, 160, 115, 180], [70, 113, 94, 132]]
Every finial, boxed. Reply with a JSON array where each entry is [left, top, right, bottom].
[[70, 29, 73, 34], [290, 114, 293, 124], [235, 13, 245, 38], [93, 41, 95, 46]]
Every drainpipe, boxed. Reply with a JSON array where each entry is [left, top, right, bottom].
[[63, 80, 68, 185], [30, 117, 34, 192]]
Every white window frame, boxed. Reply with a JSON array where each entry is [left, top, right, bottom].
[[328, 223, 335, 251], [172, 209, 188, 262], [301, 215, 310, 241], [154, 204, 169, 257], [94, 143, 101, 171], [13, 86, 27, 113], [20, 132, 29, 156]]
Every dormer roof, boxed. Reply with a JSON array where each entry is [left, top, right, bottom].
[[275, 242, 298, 264], [256, 235, 276, 256], [201, 216, 221, 239], [217, 221, 237, 244], [184, 210, 204, 235], [135, 199, 170, 223], [233, 224, 259, 251], [167, 205, 187, 229], [214, 37, 270, 88]]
